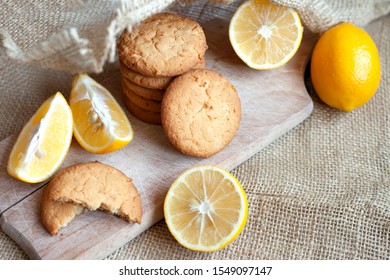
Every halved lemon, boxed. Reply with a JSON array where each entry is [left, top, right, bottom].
[[7, 92, 73, 183], [69, 74, 133, 154], [164, 165, 248, 252], [229, 0, 303, 69]]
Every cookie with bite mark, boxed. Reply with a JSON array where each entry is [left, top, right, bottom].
[[41, 161, 142, 235]]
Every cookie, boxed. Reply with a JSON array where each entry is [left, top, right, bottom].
[[121, 76, 164, 101], [161, 69, 241, 158], [41, 185, 84, 236], [120, 61, 174, 90], [118, 13, 208, 77], [124, 97, 162, 125], [119, 57, 206, 90], [41, 162, 142, 235], [123, 87, 162, 113]]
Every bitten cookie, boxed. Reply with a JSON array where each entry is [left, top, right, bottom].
[[41, 162, 142, 235], [41, 185, 84, 236], [161, 69, 241, 158], [118, 13, 208, 77]]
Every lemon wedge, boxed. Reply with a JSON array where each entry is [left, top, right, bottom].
[[7, 92, 73, 183], [69, 74, 133, 154]]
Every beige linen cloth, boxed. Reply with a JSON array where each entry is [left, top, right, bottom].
[[1, 0, 389, 259]]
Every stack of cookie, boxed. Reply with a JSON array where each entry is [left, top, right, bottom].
[[117, 13, 208, 125]]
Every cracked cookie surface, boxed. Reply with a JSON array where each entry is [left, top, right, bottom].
[[118, 13, 208, 77], [41, 162, 142, 235], [161, 69, 241, 158]]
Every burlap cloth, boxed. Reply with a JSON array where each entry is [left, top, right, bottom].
[[1, 0, 389, 259]]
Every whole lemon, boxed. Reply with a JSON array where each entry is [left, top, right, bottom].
[[311, 22, 381, 112]]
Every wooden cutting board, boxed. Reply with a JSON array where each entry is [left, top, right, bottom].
[[0, 19, 316, 259]]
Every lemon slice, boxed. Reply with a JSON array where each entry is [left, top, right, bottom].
[[164, 165, 248, 252], [229, 0, 303, 69], [69, 74, 133, 154], [7, 92, 73, 183]]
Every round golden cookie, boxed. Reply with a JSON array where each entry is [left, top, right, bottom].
[[124, 97, 162, 125], [118, 13, 208, 77], [161, 69, 241, 158], [121, 76, 164, 101], [41, 161, 142, 235], [119, 57, 206, 90], [123, 87, 161, 113], [119, 61, 174, 90]]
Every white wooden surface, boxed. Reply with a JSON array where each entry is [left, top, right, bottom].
[[0, 19, 315, 259]]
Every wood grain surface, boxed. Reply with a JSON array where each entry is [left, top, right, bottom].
[[0, 19, 315, 259]]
